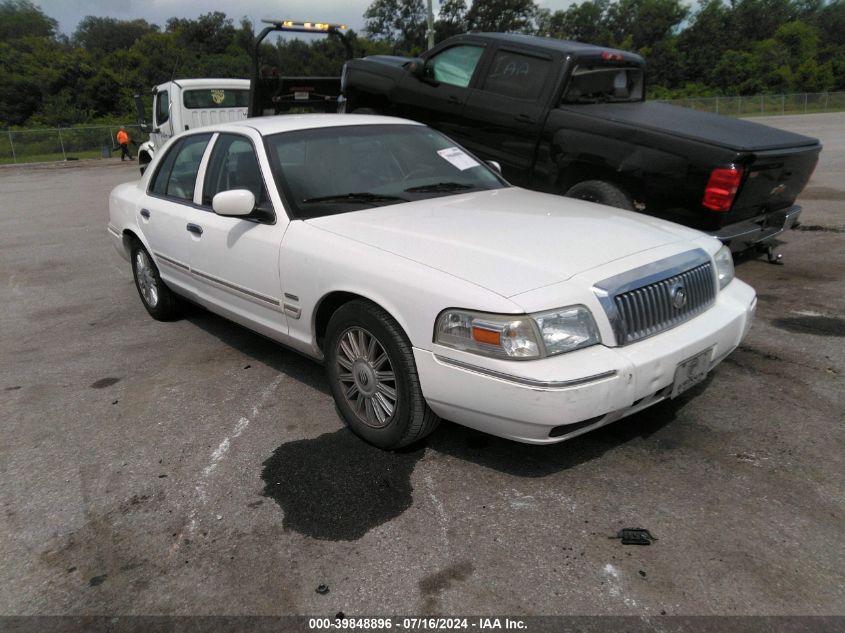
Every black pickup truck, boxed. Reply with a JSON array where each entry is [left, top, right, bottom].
[[341, 33, 821, 253]]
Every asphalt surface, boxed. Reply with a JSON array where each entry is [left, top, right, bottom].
[[1, 113, 843, 618]]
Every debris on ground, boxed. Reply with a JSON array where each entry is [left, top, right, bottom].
[[612, 528, 658, 545], [316, 584, 329, 595]]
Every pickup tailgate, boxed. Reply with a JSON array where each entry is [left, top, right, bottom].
[[728, 144, 820, 222]]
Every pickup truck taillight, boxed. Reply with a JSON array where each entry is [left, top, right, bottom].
[[702, 166, 744, 212]]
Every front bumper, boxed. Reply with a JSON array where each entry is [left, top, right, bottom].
[[712, 205, 802, 253], [415, 279, 756, 444]]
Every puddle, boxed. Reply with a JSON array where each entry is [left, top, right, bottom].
[[771, 316, 845, 337], [261, 429, 424, 541]]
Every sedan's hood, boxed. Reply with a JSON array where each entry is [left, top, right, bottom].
[[306, 188, 703, 297]]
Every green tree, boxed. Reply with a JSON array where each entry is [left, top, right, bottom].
[[166, 11, 237, 55], [363, 0, 427, 52], [605, 0, 688, 50], [540, 0, 613, 45], [436, 0, 468, 40], [464, 0, 539, 32], [0, 0, 56, 41], [73, 16, 159, 54]]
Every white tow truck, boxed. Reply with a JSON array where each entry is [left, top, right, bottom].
[[134, 78, 250, 173], [133, 20, 351, 174]]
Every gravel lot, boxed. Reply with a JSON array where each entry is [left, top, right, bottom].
[[1, 113, 843, 619]]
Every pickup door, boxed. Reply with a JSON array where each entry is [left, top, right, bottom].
[[391, 43, 486, 141], [461, 47, 556, 187]]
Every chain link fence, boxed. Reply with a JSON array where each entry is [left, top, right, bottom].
[[0, 124, 148, 165], [656, 91, 845, 117], [2, 93, 843, 164]]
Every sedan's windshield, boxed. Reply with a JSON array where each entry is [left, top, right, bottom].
[[265, 124, 507, 218]]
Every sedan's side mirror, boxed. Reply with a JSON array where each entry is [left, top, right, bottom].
[[212, 189, 255, 217], [486, 160, 502, 174]]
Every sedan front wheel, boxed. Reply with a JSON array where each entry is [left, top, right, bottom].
[[325, 300, 439, 449]]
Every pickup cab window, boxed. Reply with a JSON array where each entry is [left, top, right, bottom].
[[149, 133, 212, 201], [426, 45, 484, 88], [562, 66, 644, 103], [481, 51, 551, 100]]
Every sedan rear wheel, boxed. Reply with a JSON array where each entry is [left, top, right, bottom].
[[130, 242, 180, 320], [325, 300, 439, 449]]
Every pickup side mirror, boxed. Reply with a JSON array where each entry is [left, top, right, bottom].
[[212, 189, 255, 217], [406, 58, 426, 80]]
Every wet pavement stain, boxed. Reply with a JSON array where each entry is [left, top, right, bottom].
[[794, 224, 845, 233], [90, 377, 120, 389], [419, 561, 474, 611], [261, 429, 424, 541], [88, 574, 107, 587], [772, 316, 845, 337]]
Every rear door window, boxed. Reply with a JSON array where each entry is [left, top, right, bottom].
[[149, 133, 212, 202], [481, 50, 551, 101]]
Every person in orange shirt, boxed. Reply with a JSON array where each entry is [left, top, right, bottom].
[[116, 126, 133, 161]]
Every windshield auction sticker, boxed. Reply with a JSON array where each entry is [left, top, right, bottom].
[[437, 147, 479, 171]]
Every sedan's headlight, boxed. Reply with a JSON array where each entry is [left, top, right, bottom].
[[714, 244, 735, 290], [435, 305, 600, 360]]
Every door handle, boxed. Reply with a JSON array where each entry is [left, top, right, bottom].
[[140, 208, 150, 219], [186, 223, 203, 236], [514, 113, 536, 123]]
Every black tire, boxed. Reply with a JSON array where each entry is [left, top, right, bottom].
[[565, 180, 634, 211], [325, 300, 439, 449], [130, 241, 180, 320]]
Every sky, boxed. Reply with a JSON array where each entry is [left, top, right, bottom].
[[36, 0, 579, 38]]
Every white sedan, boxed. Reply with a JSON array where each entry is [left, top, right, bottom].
[[108, 114, 756, 449]]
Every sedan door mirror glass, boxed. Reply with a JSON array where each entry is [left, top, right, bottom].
[[212, 189, 256, 217]]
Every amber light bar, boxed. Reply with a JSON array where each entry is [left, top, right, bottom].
[[261, 19, 348, 32]]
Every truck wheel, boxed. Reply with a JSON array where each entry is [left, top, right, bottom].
[[566, 180, 634, 211], [325, 300, 439, 449]]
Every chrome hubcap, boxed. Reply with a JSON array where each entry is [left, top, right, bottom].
[[135, 250, 159, 308], [335, 327, 397, 428]]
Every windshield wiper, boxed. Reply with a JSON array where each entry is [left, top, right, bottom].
[[302, 192, 408, 204], [404, 182, 476, 193]]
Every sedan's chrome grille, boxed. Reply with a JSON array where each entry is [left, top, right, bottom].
[[613, 262, 715, 344], [592, 249, 717, 346]]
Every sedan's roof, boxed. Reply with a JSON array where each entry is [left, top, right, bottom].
[[223, 114, 421, 136]]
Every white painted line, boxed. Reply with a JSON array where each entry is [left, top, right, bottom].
[[170, 375, 284, 550]]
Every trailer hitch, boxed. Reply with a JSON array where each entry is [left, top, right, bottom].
[[760, 244, 783, 265]]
